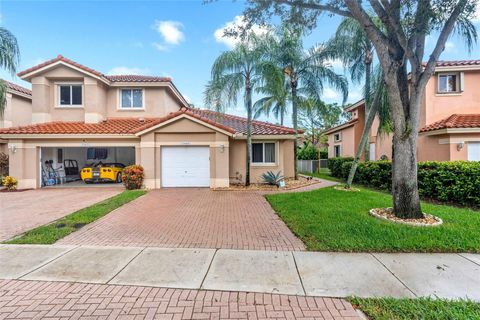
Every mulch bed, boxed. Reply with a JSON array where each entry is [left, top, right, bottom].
[[215, 177, 320, 191], [0, 188, 33, 193], [369, 207, 443, 227]]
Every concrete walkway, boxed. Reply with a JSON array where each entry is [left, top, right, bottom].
[[1, 245, 479, 301]]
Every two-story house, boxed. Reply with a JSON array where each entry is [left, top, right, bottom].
[[0, 55, 297, 189], [325, 60, 480, 162], [0, 81, 32, 153]]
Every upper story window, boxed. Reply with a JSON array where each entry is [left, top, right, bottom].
[[252, 142, 276, 165], [334, 133, 342, 142], [59, 84, 82, 106], [120, 89, 143, 109], [438, 73, 459, 93]]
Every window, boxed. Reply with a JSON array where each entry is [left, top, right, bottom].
[[334, 145, 341, 157], [120, 89, 143, 108], [334, 133, 342, 142], [252, 142, 276, 164], [438, 74, 458, 93], [87, 148, 108, 160], [59, 84, 82, 106]]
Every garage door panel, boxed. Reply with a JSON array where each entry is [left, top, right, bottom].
[[162, 147, 210, 187]]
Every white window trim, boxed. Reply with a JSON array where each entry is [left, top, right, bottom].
[[334, 145, 341, 157], [437, 73, 461, 94], [55, 82, 84, 108], [117, 88, 145, 110], [251, 141, 278, 167], [334, 132, 342, 142]]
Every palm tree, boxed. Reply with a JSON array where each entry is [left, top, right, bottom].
[[253, 68, 289, 125], [0, 27, 20, 115], [204, 34, 267, 186], [265, 26, 348, 179]]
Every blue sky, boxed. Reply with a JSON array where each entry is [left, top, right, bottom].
[[1, 1, 479, 125]]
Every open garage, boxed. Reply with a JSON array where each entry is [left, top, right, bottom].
[[40, 146, 135, 187]]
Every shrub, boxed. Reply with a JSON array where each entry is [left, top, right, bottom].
[[121, 165, 144, 190], [319, 150, 328, 159], [261, 171, 285, 186], [0, 152, 8, 176], [327, 157, 480, 207], [297, 143, 318, 160], [2, 176, 17, 191], [327, 157, 353, 178]]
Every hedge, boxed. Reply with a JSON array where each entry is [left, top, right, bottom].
[[327, 157, 480, 207]]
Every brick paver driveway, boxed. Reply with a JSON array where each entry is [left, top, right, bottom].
[[58, 189, 305, 251], [0, 188, 121, 241], [0, 280, 361, 320]]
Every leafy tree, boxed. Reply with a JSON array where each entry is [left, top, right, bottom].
[[239, 0, 478, 219], [263, 26, 348, 179], [204, 34, 268, 185], [0, 27, 20, 115], [299, 99, 343, 146]]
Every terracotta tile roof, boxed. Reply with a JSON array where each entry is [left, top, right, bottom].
[[0, 108, 298, 136], [4, 80, 31, 97], [105, 75, 171, 82], [435, 60, 480, 67], [323, 118, 358, 135], [420, 114, 480, 133], [17, 55, 172, 83]]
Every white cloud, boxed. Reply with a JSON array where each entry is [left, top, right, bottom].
[[152, 42, 170, 52], [473, 4, 480, 23], [154, 20, 184, 45], [444, 41, 457, 53], [214, 15, 270, 48], [107, 66, 151, 75], [323, 88, 340, 100]]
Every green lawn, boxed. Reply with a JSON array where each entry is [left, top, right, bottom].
[[266, 186, 480, 252], [5, 190, 146, 244], [350, 298, 480, 320], [302, 168, 342, 182]]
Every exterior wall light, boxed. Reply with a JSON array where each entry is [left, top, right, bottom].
[[8, 144, 17, 154], [457, 142, 464, 151]]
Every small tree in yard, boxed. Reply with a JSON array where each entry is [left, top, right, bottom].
[[239, 0, 478, 219]]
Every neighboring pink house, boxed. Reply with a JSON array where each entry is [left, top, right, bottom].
[[0, 81, 32, 154], [325, 60, 480, 162]]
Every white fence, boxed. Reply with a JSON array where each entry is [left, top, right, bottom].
[[297, 159, 328, 173]]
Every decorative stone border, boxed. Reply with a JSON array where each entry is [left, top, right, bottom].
[[369, 208, 443, 227]]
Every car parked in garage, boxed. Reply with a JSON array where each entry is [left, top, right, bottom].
[[81, 162, 125, 184]]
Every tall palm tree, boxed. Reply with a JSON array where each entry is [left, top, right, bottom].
[[253, 68, 289, 125], [265, 26, 348, 179], [204, 34, 267, 186], [0, 27, 20, 115]]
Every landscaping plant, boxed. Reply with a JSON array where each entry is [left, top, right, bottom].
[[2, 175, 17, 191], [121, 165, 144, 190], [0, 152, 8, 176], [261, 170, 284, 187]]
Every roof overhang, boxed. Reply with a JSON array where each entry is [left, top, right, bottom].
[[19, 60, 110, 85], [323, 120, 358, 135], [0, 134, 139, 139], [344, 99, 365, 112], [135, 113, 235, 137], [420, 127, 480, 136], [7, 89, 32, 100], [234, 134, 299, 140], [435, 65, 480, 72]]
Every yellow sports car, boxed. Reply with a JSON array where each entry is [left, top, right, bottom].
[[81, 162, 125, 184]]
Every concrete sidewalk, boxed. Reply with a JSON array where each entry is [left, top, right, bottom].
[[1, 244, 479, 300]]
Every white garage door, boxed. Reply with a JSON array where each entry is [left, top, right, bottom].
[[468, 142, 480, 161], [161, 146, 210, 187]]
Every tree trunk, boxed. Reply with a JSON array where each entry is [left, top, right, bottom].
[[245, 83, 253, 186], [291, 77, 298, 180], [346, 85, 379, 187], [392, 133, 422, 218], [363, 58, 372, 160], [280, 111, 284, 126]]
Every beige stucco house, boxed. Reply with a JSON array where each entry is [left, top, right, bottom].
[[0, 81, 32, 154], [325, 60, 480, 162], [0, 55, 296, 189]]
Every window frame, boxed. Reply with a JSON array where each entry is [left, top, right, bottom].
[[251, 141, 277, 166], [437, 73, 460, 94], [334, 132, 342, 142], [334, 145, 341, 158], [118, 88, 145, 110], [56, 83, 83, 108]]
